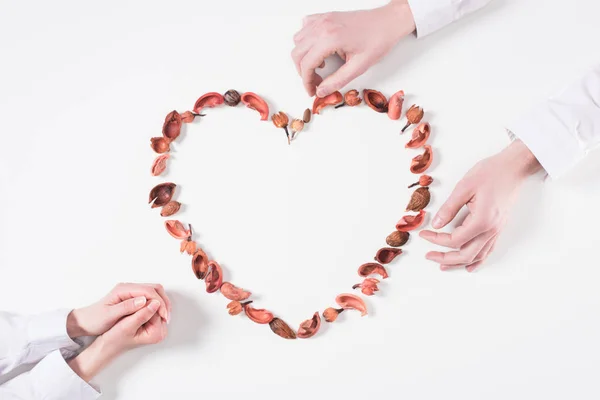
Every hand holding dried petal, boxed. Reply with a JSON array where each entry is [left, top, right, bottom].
[[297, 312, 321, 338], [269, 318, 297, 339], [396, 210, 426, 232], [386, 230, 410, 247], [358, 262, 389, 279], [335, 294, 368, 316], [149, 183, 176, 208], [352, 278, 380, 296], [406, 187, 431, 212], [374, 248, 403, 264], [220, 282, 251, 301]]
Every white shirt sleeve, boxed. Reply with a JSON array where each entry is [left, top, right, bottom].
[[507, 66, 600, 179], [407, 0, 494, 37]]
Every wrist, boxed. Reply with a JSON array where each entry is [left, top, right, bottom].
[[502, 139, 543, 179], [67, 336, 119, 382], [66, 308, 88, 338], [386, 0, 416, 39]]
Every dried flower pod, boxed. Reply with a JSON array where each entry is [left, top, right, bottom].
[[269, 318, 297, 339], [150, 137, 170, 154], [297, 312, 321, 338], [358, 262, 389, 279], [396, 210, 426, 232], [244, 304, 274, 324], [374, 248, 403, 264], [241, 92, 269, 121], [272, 111, 291, 144], [227, 300, 252, 316], [192, 248, 209, 280], [220, 282, 252, 301], [180, 111, 201, 123], [352, 278, 380, 296], [165, 220, 191, 240], [223, 89, 241, 106], [312, 91, 343, 114], [149, 183, 176, 208], [406, 187, 430, 212], [290, 119, 304, 140], [335, 294, 368, 316], [205, 260, 223, 293], [303, 108, 311, 123], [406, 122, 431, 149], [193, 92, 224, 113], [387, 90, 404, 120], [343, 89, 362, 107], [363, 89, 388, 113], [402, 104, 424, 132], [180, 238, 196, 255], [386, 230, 410, 247], [323, 307, 344, 322], [160, 201, 181, 217], [151, 154, 170, 176], [162, 110, 182, 142], [410, 145, 433, 174], [408, 175, 433, 188]]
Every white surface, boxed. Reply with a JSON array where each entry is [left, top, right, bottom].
[[1, 0, 599, 399]]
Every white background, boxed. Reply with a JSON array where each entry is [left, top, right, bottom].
[[1, 0, 600, 399]]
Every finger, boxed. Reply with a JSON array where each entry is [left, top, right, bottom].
[[466, 237, 498, 273], [426, 229, 496, 266], [293, 14, 322, 43], [431, 182, 473, 229], [141, 283, 171, 323], [316, 54, 371, 98], [112, 284, 169, 322], [124, 300, 160, 330], [291, 38, 315, 75], [420, 213, 490, 249], [139, 314, 167, 345], [300, 43, 334, 96], [108, 296, 147, 320], [465, 261, 483, 273]]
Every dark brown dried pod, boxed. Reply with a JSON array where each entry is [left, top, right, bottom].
[[149, 183, 176, 208], [386, 230, 410, 247], [269, 318, 297, 339], [303, 108, 311, 123], [223, 89, 241, 106], [205, 261, 223, 293], [192, 248, 209, 280], [162, 110, 182, 142], [150, 137, 170, 154], [358, 262, 389, 279], [297, 312, 321, 339], [406, 187, 430, 212], [160, 201, 181, 217], [363, 89, 388, 113], [374, 248, 403, 264]]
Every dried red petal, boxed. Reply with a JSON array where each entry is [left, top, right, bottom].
[[162, 110, 182, 142], [241, 92, 269, 121], [165, 220, 191, 240], [297, 312, 321, 339], [269, 318, 297, 339], [192, 249, 209, 280], [410, 145, 433, 174], [358, 262, 389, 279], [406, 122, 431, 149], [149, 183, 176, 208], [220, 282, 251, 301], [396, 210, 426, 232], [244, 304, 274, 324], [335, 294, 368, 316], [160, 201, 181, 217], [363, 89, 388, 113], [387, 90, 404, 120], [352, 278, 380, 296], [374, 248, 403, 264], [312, 91, 343, 114], [193, 92, 224, 113], [151, 154, 170, 176], [150, 137, 170, 154], [205, 261, 223, 294]]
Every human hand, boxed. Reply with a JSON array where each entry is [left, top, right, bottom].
[[420, 140, 542, 272], [291, 0, 416, 97], [67, 282, 171, 338]]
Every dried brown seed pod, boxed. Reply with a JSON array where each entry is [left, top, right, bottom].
[[165, 220, 191, 240], [303, 108, 311, 123], [220, 282, 251, 301], [162, 110, 182, 142], [150, 137, 170, 154], [363, 89, 388, 113], [410, 145, 433, 174], [323, 307, 344, 322], [374, 248, 403, 264], [244, 304, 274, 324], [406, 187, 430, 212], [358, 262, 389, 279], [387, 90, 404, 120], [193, 92, 224, 113], [272, 111, 291, 144], [192, 248, 209, 280], [269, 318, 297, 339], [151, 154, 170, 176], [335, 294, 368, 316], [160, 201, 181, 217], [205, 261, 223, 293], [181, 111, 204, 123], [312, 91, 343, 114], [396, 210, 426, 232], [402, 104, 424, 132], [352, 278, 380, 296], [297, 312, 321, 338], [227, 300, 252, 316], [223, 89, 241, 106], [241, 92, 269, 121], [290, 119, 304, 140], [406, 122, 431, 149], [408, 175, 433, 188], [149, 183, 176, 208], [343, 89, 362, 107], [179, 231, 197, 255], [386, 231, 410, 247]]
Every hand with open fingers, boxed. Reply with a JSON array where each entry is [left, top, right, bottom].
[[420, 140, 542, 272], [291, 0, 416, 98], [66, 282, 172, 338]]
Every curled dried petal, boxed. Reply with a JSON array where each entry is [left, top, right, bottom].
[[406, 187, 431, 212], [241, 92, 269, 121], [223, 89, 241, 106], [387, 90, 404, 120], [269, 318, 297, 339], [165, 220, 191, 240], [150, 137, 170, 154], [323, 307, 344, 322], [358, 262, 389, 279], [193, 92, 224, 113], [151, 154, 170, 176], [192, 248, 209, 279], [312, 91, 343, 114], [396, 210, 426, 232], [374, 248, 403, 264], [227, 300, 252, 316], [220, 282, 251, 301], [335, 294, 368, 316], [406, 122, 431, 149], [352, 278, 380, 296], [149, 183, 176, 208], [410, 145, 433, 174], [344, 89, 362, 107], [244, 304, 274, 324], [205, 260, 223, 293], [363, 89, 388, 113], [160, 201, 181, 217], [402, 105, 424, 132], [162, 110, 182, 141], [303, 108, 311, 123], [297, 312, 321, 339], [386, 230, 410, 247]]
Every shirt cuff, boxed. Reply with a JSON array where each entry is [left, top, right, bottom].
[[407, 0, 493, 38], [29, 350, 101, 400], [28, 309, 83, 358]]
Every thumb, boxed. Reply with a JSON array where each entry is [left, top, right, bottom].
[[122, 300, 160, 330], [432, 184, 473, 229], [316, 55, 370, 98], [109, 296, 147, 320]]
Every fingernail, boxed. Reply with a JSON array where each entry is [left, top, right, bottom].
[[134, 296, 146, 307], [316, 87, 329, 97], [148, 300, 160, 312], [432, 216, 443, 229]]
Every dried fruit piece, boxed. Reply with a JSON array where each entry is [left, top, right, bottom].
[[193, 92, 224, 113], [402, 104, 424, 132], [151, 154, 170, 176], [180, 111, 204, 123], [244, 304, 274, 324], [269, 318, 297, 339], [272, 111, 290, 144], [192, 248, 209, 279], [387, 90, 404, 120], [343, 89, 362, 107], [406, 122, 431, 149], [323, 307, 344, 322], [160, 201, 181, 217], [297, 312, 321, 338], [150, 137, 170, 154], [180, 239, 197, 255], [290, 119, 304, 140], [410, 145, 433, 174], [352, 278, 380, 296], [408, 175, 433, 188], [162, 110, 182, 142], [205, 260, 223, 293], [165, 220, 191, 240], [223, 89, 241, 106], [149, 183, 176, 208], [303, 108, 311, 123], [406, 187, 430, 212], [358, 262, 389, 279], [312, 91, 343, 114], [363, 89, 388, 113], [241, 92, 269, 121], [374, 248, 403, 264], [220, 282, 251, 301], [396, 210, 426, 232], [335, 294, 368, 316], [386, 230, 410, 247], [227, 300, 252, 316]]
